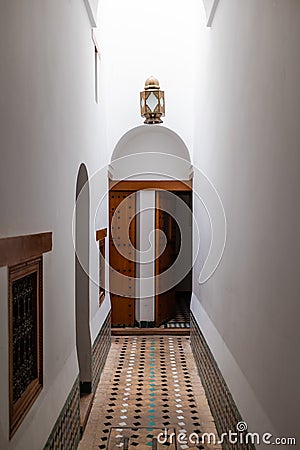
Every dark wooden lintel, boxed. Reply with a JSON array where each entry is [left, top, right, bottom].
[[0, 232, 52, 267], [96, 228, 107, 241], [109, 180, 192, 191]]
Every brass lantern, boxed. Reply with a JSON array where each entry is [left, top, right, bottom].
[[140, 76, 165, 124]]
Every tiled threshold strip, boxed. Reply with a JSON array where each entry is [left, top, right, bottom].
[[79, 336, 221, 450]]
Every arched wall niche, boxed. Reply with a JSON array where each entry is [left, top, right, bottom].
[[75, 163, 92, 392], [109, 125, 193, 180]]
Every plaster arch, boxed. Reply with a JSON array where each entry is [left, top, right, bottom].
[[109, 125, 193, 181]]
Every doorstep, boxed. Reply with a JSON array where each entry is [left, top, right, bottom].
[[111, 327, 190, 336]]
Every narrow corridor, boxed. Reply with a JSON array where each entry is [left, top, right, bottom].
[[79, 336, 221, 450]]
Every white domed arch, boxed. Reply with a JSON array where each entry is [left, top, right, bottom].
[[109, 125, 193, 180]]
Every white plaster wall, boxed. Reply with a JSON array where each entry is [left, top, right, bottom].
[[0, 1, 111, 448], [98, 0, 198, 156], [90, 168, 111, 342], [192, 0, 300, 446]]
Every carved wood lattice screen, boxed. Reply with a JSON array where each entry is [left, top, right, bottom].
[[9, 257, 43, 437]]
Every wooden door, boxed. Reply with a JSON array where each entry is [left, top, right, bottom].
[[155, 191, 178, 325], [109, 191, 135, 326]]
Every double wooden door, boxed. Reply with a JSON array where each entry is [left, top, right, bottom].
[[109, 183, 191, 327]]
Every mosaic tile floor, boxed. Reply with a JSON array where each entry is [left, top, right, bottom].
[[79, 336, 221, 450]]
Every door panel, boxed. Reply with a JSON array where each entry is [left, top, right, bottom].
[[109, 191, 135, 326], [174, 192, 192, 293], [155, 191, 178, 325]]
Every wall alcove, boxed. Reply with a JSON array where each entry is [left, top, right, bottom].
[[75, 163, 92, 392]]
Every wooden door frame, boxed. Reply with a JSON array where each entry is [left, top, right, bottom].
[[109, 179, 192, 327], [154, 188, 193, 325], [109, 179, 192, 191]]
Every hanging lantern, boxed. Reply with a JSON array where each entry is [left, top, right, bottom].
[[140, 76, 165, 124]]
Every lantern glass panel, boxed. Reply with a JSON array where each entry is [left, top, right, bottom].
[[146, 92, 158, 112]]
